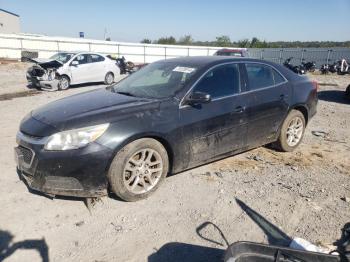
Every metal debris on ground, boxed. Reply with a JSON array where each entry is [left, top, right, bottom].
[[311, 130, 330, 138], [341, 197, 350, 203]]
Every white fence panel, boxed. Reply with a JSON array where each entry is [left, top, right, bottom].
[[22, 39, 57, 51], [166, 47, 188, 57], [58, 42, 90, 52], [0, 33, 244, 63], [90, 44, 118, 53]]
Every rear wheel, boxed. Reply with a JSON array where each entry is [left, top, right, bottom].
[[107, 138, 169, 201], [104, 72, 114, 85], [275, 110, 305, 152], [58, 75, 70, 90]]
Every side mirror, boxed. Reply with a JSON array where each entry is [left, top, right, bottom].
[[71, 60, 79, 66], [186, 91, 211, 105]]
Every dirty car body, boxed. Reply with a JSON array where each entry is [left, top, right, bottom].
[[16, 57, 318, 198], [26, 52, 120, 90]]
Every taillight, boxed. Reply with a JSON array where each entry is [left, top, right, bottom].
[[311, 81, 319, 91]]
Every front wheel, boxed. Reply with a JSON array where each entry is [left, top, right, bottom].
[[107, 138, 169, 201], [58, 75, 70, 90], [275, 110, 306, 152]]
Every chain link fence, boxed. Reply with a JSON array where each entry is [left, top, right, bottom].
[[248, 48, 350, 67]]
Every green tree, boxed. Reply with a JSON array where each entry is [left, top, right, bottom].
[[140, 39, 152, 44], [238, 39, 250, 48], [157, 36, 176, 45], [250, 37, 260, 48], [178, 35, 193, 45], [215, 35, 232, 47]]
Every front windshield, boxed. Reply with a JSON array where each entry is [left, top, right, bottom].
[[112, 61, 197, 98], [50, 52, 75, 63]]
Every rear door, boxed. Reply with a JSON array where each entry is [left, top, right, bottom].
[[243, 63, 291, 147], [90, 54, 107, 82], [179, 63, 248, 166]]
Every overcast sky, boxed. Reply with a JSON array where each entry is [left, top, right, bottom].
[[1, 0, 349, 42]]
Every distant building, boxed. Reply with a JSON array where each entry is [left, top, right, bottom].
[[0, 9, 20, 34]]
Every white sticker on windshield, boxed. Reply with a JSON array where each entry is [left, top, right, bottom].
[[173, 66, 196, 74]]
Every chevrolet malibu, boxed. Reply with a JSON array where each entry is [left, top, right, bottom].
[[16, 57, 318, 201]]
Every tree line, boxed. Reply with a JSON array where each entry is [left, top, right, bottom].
[[140, 35, 350, 48]]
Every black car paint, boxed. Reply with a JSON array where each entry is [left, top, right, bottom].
[[16, 57, 318, 197]]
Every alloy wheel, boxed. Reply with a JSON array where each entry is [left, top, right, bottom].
[[106, 73, 114, 85], [59, 77, 69, 90], [286, 116, 304, 147], [123, 148, 163, 194]]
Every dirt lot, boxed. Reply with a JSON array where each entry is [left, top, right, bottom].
[[0, 63, 349, 262]]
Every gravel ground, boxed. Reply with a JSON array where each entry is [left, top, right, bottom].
[[0, 63, 349, 262]]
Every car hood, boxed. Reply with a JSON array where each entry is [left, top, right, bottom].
[[29, 88, 159, 134]]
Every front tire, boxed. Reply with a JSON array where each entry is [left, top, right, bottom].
[[275, 110, 306, 152], [58, 75, 70, 90], [107, 138, 169, 201], [104, 72, 114, 85]]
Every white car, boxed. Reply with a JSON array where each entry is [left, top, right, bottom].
[[26, 52, 120, 90]]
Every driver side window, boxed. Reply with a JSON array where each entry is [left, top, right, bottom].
[[193, 64, 240, 99], [73, 54, 90, 65]]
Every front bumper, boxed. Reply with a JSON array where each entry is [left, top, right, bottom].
[[15, 131, 114, 197], [26, 73, 59, 90]]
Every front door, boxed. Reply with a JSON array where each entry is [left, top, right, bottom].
[[179, 63, 248, 167], [69, 54, 93, 84]]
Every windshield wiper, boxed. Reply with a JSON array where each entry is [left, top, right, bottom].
[[116, 91, 136, 97]]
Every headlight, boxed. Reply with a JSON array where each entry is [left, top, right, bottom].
[[44, 123, 109, 151]]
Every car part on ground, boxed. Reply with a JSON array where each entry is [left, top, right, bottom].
[[338, 59, 350, 75], [320, 59, 350, 75], [107, 55, 146, 75], [25, 52, 120, 91], [283, 57, 305, 74], [15, 56, 318, 200], [301, 59, 316, 73]]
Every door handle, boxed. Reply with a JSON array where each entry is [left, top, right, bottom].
[[235, 106, 245, 113], [280, 94, 288, 100]]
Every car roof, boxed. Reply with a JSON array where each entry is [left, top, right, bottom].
[[157, 56, 300, 81], [75, 52, 106, 56], [157, 56, 270, 67]]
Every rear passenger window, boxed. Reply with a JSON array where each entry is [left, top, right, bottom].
[[194, 64, 240, 99], [90, 54, 105, 63], [272, 69, 285, 85], [246, 64, 274, 90]]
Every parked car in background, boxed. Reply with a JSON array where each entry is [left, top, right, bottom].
[[26, 52, 120, 90], [16, 57, 317, 201], [214, 48, 249, 57]]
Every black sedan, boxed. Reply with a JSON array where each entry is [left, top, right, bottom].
[[15, 57, 318, 201]]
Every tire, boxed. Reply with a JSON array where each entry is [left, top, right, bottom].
[[275, 110, 306, 152], [58, 75, 70, 90], [107, 138, 169, 201], [104, 72, 114, 85]]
